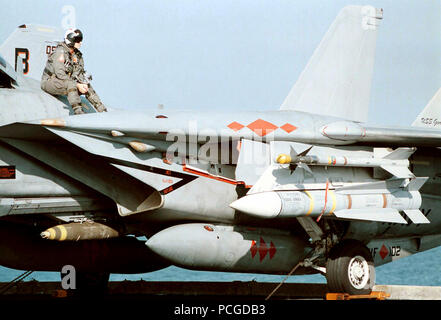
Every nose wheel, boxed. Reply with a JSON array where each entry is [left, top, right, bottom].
[[326, 240, 375, 295]]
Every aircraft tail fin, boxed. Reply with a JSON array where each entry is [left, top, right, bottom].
[[411, 87, 441, 128], [0, 24, 63, 81], [280, 5, 383, 123]]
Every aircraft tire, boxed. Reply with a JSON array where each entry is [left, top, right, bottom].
[[326, 240, 375, 295]]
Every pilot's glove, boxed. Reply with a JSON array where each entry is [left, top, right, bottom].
[[76, 83, 89, 94]]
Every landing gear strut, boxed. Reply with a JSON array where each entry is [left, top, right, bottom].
[[326, 240, 375, 295]]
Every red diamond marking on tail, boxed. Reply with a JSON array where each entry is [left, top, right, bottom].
[[380, 244, 389, 260], [227, 121, 244, 132], [247, 119, 278, 137], [259, 237, 268, 262], [269, 241, 276, 259], [280, 123, 297, 133], [250, 240, 258, 258]]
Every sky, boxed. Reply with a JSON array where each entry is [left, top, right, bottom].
[[1, 0, 440, 127]]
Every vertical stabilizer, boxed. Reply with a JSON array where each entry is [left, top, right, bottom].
[[280, 6, 383, 123], [0, 24, 63, 81], [411, 87, 441, 128]]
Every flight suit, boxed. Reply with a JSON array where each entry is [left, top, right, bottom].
[[41, 42, 107, 114], [41, 42, 83, 113]]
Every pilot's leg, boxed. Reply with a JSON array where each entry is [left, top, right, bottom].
[[66, 80, 84, 115], [85, 84, 107, 112], [41, 77, 84, 115], [41, 76, 66, 96]]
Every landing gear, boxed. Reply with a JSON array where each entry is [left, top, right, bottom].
[[326, 240, 375, 295]]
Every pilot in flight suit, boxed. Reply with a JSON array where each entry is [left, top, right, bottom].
[[41, 29, 107, 115]]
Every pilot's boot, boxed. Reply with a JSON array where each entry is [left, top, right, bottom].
[[95, 102, 108, 113], [86, 85, 107, 112], [72, 104, 85, 115], [67, 82, 83, 115]]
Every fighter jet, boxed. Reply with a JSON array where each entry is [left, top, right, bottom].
[[1, 6, 441, 295]]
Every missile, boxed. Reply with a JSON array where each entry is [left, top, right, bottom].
[[230, 190, 421, 218], [276, 147, 416, 178], [146, 223, 308, 274], [276, 154, 409, 168], [40, 222, 120, 241], [230, 178, 430, 224]]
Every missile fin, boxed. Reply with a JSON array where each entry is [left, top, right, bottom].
[[380, 165, 415, 179], [336, 177, 427, 194], [336, 179, 404, 194], [293, 145, 313, 157], [287, 145, 313, 175], [333, 208, 408, 224], [289, 146, 297, 158], [382, 147, 416, 160], [403, 209, 430, 224], [297, 163, 313, 174], [406, 177, 429, 191], [288, 143, 313, 158]]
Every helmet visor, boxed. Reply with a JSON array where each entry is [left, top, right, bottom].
[[73, 33, 83, 43]]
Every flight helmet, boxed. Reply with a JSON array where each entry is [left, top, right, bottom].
[[64, 29, 83, 47]]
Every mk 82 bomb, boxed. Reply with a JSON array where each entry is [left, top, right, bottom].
[[40, 222, 120, 241]]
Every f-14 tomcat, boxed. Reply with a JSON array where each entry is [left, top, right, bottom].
[[1, 5, 441, 295]]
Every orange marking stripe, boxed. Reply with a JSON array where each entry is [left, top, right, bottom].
[[347, 194, 352, 209], [183, 164, 249, 187]]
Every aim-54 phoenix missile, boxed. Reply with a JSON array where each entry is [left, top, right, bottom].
[[230, 178, 430, 224], [40, 222, 120, 241], [276, 146, 416, 178]]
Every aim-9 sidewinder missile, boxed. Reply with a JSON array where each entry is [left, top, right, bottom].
[[276, 146, 416, 178]]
